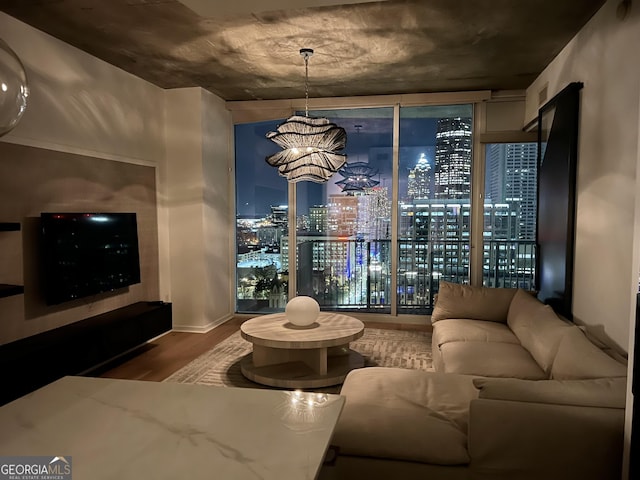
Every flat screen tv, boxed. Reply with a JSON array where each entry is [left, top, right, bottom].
[[41, 212, 141, 305]]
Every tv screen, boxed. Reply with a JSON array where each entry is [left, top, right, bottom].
[[41, 212, 141, 305]]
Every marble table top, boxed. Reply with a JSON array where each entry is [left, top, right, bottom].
[[0, 376, 345, 480]]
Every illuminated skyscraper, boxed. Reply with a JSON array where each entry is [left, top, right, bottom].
[[357, 186, 391, 240], [308, 206, 328, 234], [407, 152, 432, 199], [486, 143, 538, 239], [434, 117, 472, 199], [327, 194, 359, 237]]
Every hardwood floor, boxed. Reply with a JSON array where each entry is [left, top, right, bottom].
[[97, 316, 430, 382]]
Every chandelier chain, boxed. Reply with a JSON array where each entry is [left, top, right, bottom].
[[304, 54, 309, 117], [264, 47, 347, 183]]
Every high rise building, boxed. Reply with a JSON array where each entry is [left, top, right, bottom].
[[308, 206, 328, 234], [434, 117, 472, 200], [357, 187, 391, 240], [485, 143, 538, 239], [485, 145, 505, 203], [481, 203, 535, 289], [327, 194, 359, 237], [397, 200, 471, 310], [407, 152, 432, 199]]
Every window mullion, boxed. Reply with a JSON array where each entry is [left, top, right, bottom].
[[288, 182, 297, 298], [390, 103, 400, 316], [470, 101, 487, 287]]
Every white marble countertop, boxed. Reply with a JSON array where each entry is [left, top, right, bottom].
[[0, 376, 345, 480]]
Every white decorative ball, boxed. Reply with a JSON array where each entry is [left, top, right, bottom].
[[285, 296, 320, 327]]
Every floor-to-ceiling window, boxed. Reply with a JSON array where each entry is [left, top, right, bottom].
[[235, 119, 289, 313], [233, 102, 497, 315], [482, 143, 538, 289], [296, 108, 394, 313], [397, 105, 473, 313]]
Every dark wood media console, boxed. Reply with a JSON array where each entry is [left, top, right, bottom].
[[0, 301, 172, 406]]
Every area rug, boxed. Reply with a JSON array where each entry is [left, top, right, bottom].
[[163, 328, 433, 391]]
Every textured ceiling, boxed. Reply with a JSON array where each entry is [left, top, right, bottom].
[[0, 0, 606, 101]]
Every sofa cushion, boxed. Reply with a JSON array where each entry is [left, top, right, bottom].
[[507, 289, 573, 376], [433, 319, 520, 347], [431, 281, 518, 323], [472, 377, 626, 409], [332, 368, 478, 465], [551, 327, 628, 380], [439, 341, 547, 379]]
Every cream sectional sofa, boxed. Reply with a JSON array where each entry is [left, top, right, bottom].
[[321, 282, 628, 480]]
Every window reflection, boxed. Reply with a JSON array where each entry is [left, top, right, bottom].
[[296, 108, 394, 313]]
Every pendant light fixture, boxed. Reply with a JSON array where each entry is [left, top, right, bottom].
[[336, 162, 380, 193], [265, 48, 347, 183], [0, 38, 29, 137]]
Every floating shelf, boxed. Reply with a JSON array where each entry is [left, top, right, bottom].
[[0, 284, 24, 298], [0, 223, 20, 231]]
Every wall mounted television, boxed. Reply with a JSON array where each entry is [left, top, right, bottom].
[[41, 212, 141, 305]]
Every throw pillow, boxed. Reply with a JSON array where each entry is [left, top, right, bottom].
[[431, 281, 517, 323]]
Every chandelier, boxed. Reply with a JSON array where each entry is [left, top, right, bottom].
[[265, 48, 347, 183], [336, 162, 380, 193]]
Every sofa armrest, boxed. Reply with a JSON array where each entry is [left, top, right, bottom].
[[472, 376, 627, 408], [468, 398, 624, 480]]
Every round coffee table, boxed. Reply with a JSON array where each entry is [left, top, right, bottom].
[[240, 312, 365, 389]]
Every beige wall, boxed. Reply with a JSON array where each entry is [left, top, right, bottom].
[[526, 0, 640, 353], [202, 90, 235, 326], [164, 88, 206, 330], [484, 92, 528, 132], [0, 13, 165, 165], [165, 88, 233, 332]]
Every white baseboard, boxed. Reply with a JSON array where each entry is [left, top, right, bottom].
[[172, 313, 234, 333]]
